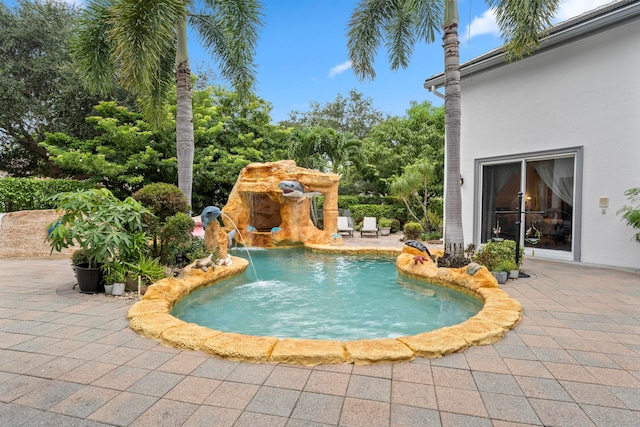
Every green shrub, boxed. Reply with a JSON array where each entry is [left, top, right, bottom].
[[0, 178, 92, 212], [423, 231, 442, 241], [495, 259, 518, 273], [390, 218, 401, 233], [132, 183, 189, 255], [159, 212, 195, 265], [378, 218, 393, 228], [403, 222, 424, 240], [472, 239, 524, 271], [617, 187, 640, 243], [46, 188, 151, 268]]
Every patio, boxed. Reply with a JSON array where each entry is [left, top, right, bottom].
[[1, 238, 639, 426]]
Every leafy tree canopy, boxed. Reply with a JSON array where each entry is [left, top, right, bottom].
[[282, 89, 386, 139], [40, 85, 289, 213], [0, 0, 134, 177], [353, 101, 444, 195]]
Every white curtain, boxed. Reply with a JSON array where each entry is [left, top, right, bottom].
[[533, 158, 574, 206]]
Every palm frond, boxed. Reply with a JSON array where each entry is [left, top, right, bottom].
[[348, 0, 442, 81], [73, 0, 118, 96], [109, 0, 185, 94], [195, 0, 264, 102], [347, 0, 392, 80], [489, 0, 561, 59], [385, 2, 417, 71]]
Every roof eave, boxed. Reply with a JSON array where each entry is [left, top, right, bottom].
[[424, 0, 640, 91]]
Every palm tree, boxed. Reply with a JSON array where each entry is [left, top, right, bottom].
[[347, 0, 560, 259], [74, 0, 264, 209]]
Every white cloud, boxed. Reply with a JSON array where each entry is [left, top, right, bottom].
[[555, 0, 613, 21], [463, 0, 613, 42], [461, 9, 499, 42], [327, 60, 352, 78]]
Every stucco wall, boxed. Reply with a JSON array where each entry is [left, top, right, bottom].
[[458, 18, 640, 270]]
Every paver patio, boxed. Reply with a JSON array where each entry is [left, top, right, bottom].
[[1, 234, 639, 426]]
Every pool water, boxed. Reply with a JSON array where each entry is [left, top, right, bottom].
[[171, 248, 482, 340]]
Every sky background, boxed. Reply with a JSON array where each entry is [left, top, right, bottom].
[[10, 0, 616, 123]]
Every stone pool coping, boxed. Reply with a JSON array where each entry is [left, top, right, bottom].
[[127, 245, 522, 366]]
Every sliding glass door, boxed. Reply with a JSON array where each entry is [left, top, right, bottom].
[[479, 154, 576, 254]]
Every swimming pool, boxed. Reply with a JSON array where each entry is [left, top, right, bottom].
[[171, 248, 482, 341]]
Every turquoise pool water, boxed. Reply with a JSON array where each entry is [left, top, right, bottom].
[[171, 248, 482, 340]]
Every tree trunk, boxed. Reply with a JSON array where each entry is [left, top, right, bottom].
[[175, 18, 194, 210], [442, 17, 464, 258]]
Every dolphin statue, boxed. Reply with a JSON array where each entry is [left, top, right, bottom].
[[278, 180, 322, 199], [201, 206, 225, 230]]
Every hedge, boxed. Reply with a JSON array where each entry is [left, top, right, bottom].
[[0, 178, 93, 212]]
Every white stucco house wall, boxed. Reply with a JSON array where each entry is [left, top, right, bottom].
[[424, 0, 640, 271]]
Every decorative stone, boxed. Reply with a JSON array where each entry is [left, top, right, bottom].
[[270, 339, 347, 366], [466, 262, 483, 276]]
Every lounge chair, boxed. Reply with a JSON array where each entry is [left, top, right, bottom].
[[337, 216, 354, 237], [361, 216, 378, 237]]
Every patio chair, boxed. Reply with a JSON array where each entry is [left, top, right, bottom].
[[337, 216, 354, 237], [361, 216, 378, 237]]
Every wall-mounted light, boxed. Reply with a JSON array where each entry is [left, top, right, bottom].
[[459, 175, 464, 186]]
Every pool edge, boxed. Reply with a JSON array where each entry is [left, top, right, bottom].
[[127, 247, 523, 366]]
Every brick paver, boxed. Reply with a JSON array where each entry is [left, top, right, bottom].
[[1, 234, 639, 426]]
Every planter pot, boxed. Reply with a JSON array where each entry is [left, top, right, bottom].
[[104, 284, 114, 295], [74, 263, 104, 294], [112, 282, 125, 296], [492, 271, 508, 284], [509, 269, 520, 280], [380, 227, 391, 236], [125, 276, 138, 292]]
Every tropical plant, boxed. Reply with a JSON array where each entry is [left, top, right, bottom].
[[403, 221, 424, 241], [472, 239, 523, 272], [617, 187, 640, 243], [347, 0, 561, 259], [495, 259, 518, 273], [46, 188, 151, 268], [125, 254, 166, 286], [73, 0, 264, 208], [390, 158, 438, 233], [102, 261, 128, 284]]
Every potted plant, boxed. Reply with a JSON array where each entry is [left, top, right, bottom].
[[496, 259, 519, 280], [379, 218, 393, 236], [46, 188, 151, 294], [472, 239, 523, 284], [125, 254, 166, 294], [102, 261, 128, 295]]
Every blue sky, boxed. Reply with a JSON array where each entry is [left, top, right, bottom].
[[10, 0, 615, 123]]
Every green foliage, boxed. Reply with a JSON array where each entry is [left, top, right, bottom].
[[159, 212, 195, 265], [349, 204, 403, 224], [378, 218, 393, 228], [132, 182, 189, 226], [390, 158, 439, 233], [0, 0, 134, 176], [125, 254, 166, 286], [423, 231, 442, 241], [472, 239, 524, 271], [282, 89, 384, 139], [0, 178, 92, 212], [617, 187, 640, 243], [354, 102, 445, 195], [183, 238, 210, 265], [40, 102, 175, 199], [390, 218, 401, 233], [102, 261, 128, 285], [403, 222, 424, 241], [46, 188, 151, 268], [495, 259, 518, 273]]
